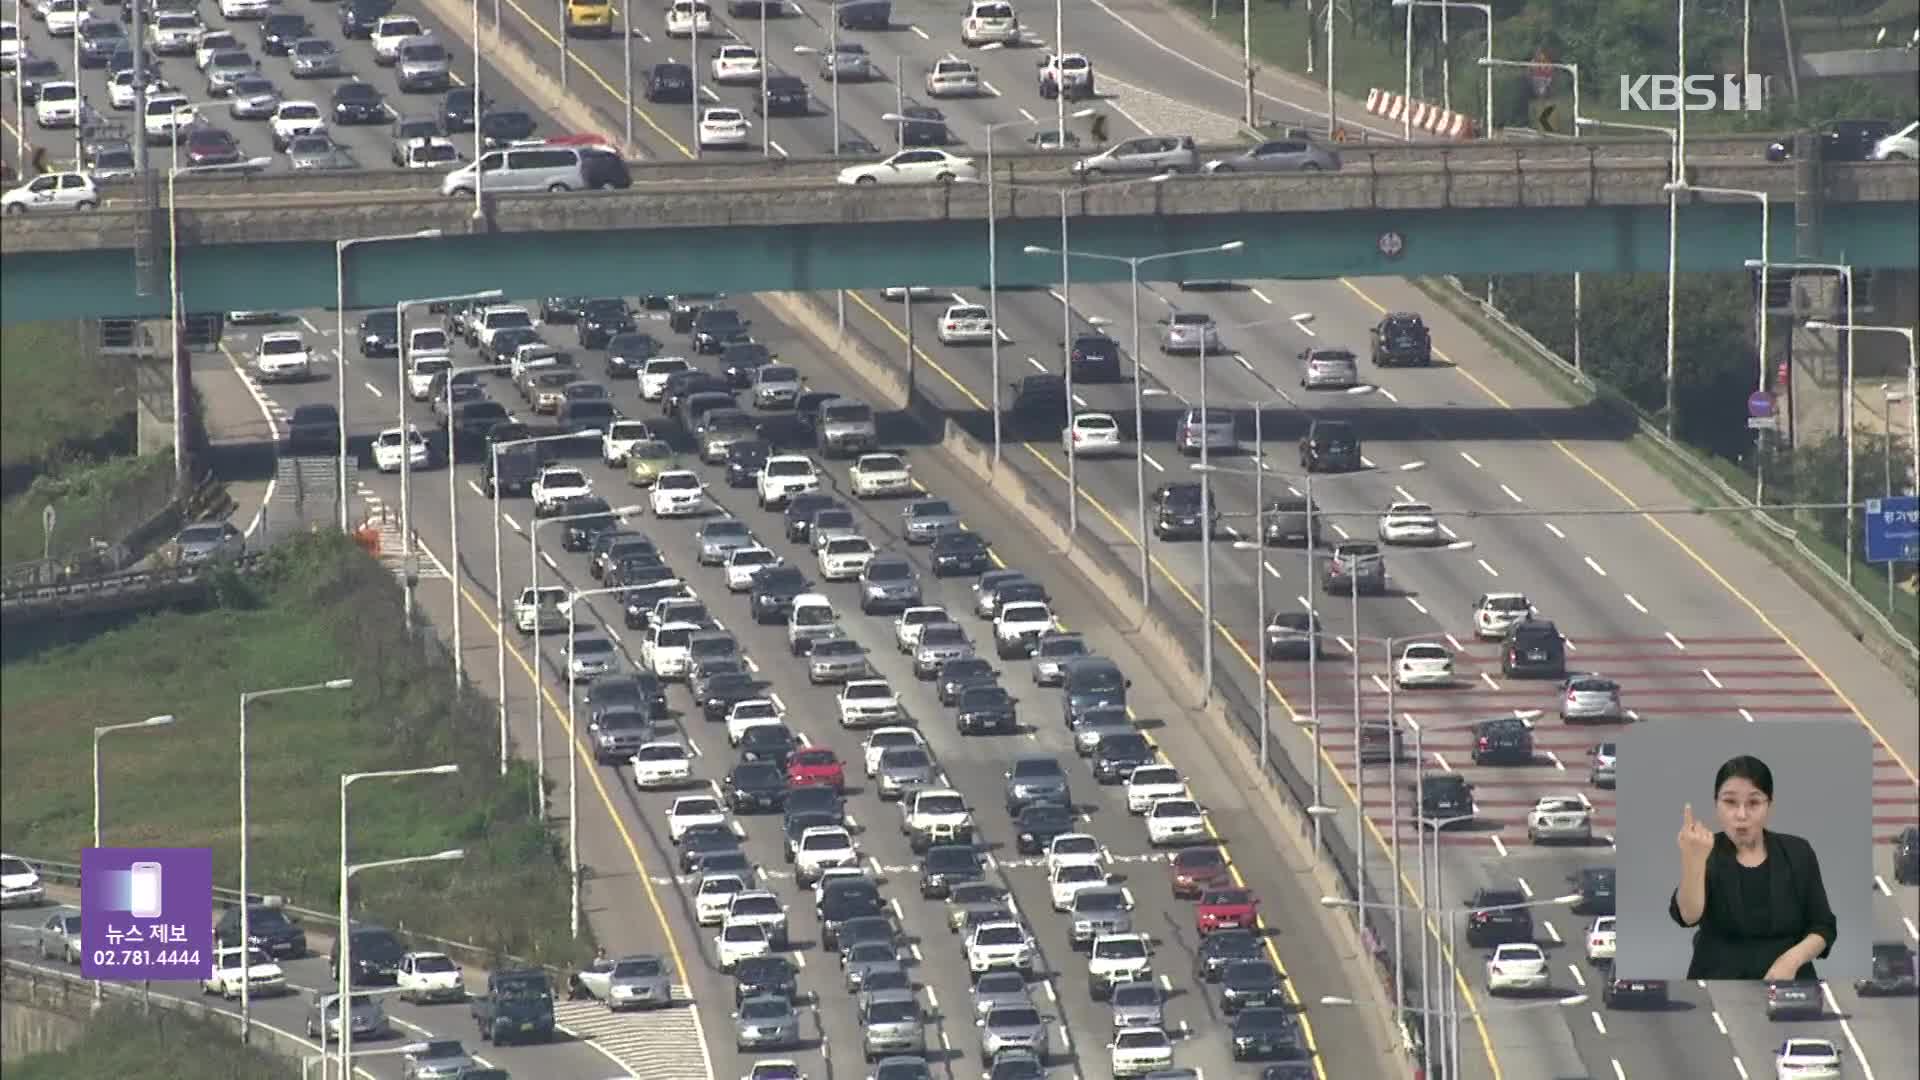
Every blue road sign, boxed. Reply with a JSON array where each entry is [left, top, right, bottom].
[[1864, 496, 1919, 563], [1747, 391, 1775, 418]]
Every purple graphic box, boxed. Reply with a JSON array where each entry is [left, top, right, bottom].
[[81, 847, 213, 981]]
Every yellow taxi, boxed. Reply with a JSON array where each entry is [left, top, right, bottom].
[[565, 0, 615, 36]]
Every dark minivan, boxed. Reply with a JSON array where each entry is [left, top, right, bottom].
[[1502, 618, 1567, 678], [1061, 657, 1129, 726], [1300, 419, 1360, 472]]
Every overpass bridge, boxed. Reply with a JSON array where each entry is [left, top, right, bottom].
[[0, 139, 1914, 320]]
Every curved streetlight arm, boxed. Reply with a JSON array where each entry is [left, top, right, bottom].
[[1322, 992, 1587, 1013], [346, 848, 466, 879]]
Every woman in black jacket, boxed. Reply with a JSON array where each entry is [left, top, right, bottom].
[[1670, 755, 1838, 980]]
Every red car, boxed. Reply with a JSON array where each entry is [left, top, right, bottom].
[[185, 127, 242, 166], [786, 747, 845, 791], [1195, 887, 1259, 934], [1169, 847, 1232, 899]]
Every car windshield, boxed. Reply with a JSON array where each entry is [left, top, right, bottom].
[[991, 1006, 1042, 1027], [1113, 983, 1159, 1005], [1013, 760, 1063, 779], [977, 925, 1024, 945], [884, 749, 931, 769], [919, 794, 965, 815], [741, 999, 787, 1020]]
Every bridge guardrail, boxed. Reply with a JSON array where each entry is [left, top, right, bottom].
[[0, 553, 264, 609], [107, 134, 1770, 203]]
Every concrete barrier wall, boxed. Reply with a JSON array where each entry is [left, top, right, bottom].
[[760, 288, 1409, 1070], [1, 1000, 85, 1060], [20, 159, 1915, 256]]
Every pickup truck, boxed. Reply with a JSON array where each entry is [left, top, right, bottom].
[[470, 967, 555, 1044], [900, 788, 975, 853]]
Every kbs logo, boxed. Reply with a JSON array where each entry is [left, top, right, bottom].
[[1617, 74, 1771, 113]]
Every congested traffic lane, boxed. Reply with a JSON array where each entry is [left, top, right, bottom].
[[224, 292, 1392, 1079], [4, 0, 541, 176], [831, 261, 1920, 1080], [0, 911, 621, 1079]]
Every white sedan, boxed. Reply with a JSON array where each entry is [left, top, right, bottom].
[[1110, 1027, 1175, 1078], [1485, 943, 1550, 994], [1393, 642, 1454, 688], [837, 148, 978, 186], [1525, 794, 1594, 844], [631, 741, 693, 788], [1774, 1038, 1842, 1080], [1048, 863, 1108, 911], [710, 43, 761, 84], [725, 699, 784, 745], [714, 919, 771, 972], [253, 331, 314, 382], [663, 0, 712, 37], [603, 419, 654, 466], [697, 108, 751, 150], [638, 357, 691, 401], [724, 546, 781, 591], [1124, 765, 1185, 813], [817, 536, 875, 581], [893, 606, 948, 652], [1378, 501, 1441, 544], [924, 58, 980, 97], [1064, 412, 1124, 456], [202, 945, 286, 999], [695, 872, 748, 925], [1045, 833, 1104, 874], [1583, 916, 1616, 965], [372, 426, 430, 473], [936, 304, 993, 345], [650, 471, 707, 517], [848, 453, 913, 498], [1145, 799, 1208, 846], [667, 795, 728, 843]]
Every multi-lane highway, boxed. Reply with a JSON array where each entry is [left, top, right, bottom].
[[1, 911, 626, 1078], [7, 1, 1915, 1078], [215, 290, 1403, 1080]]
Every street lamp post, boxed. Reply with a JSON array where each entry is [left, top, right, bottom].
[[969, 173, 1171, 544], [238, 680, 351, 1040], [337, 766, 460, 1076], [1024, 239, 1245, 609], [395, 290, 503, 633], [528, 502, 641, 818], [1489, 55, 1584, 367], [1581, 115, 1681, 435], [1765, 260, 1859, 575], [163, 99, 242, 495], [337, 231, 444, 531], [93, 714, 176, 1000], [1807, 322, 1918, 494], [1393, 0, 1493, 136], [490, 431, 603, 777], [1669, 184, 1771, 497], [439, 357, 511, 692], [562, 584, 629, 937], [980, 110, 1099, 470]]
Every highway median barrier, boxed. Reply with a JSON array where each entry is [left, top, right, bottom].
[[765, 287, 1412, 1072]]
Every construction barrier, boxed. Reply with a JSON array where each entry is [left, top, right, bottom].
[[1364, 87, 1476, 140]]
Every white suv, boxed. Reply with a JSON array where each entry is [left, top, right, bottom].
[[757, 455, 820, 509]]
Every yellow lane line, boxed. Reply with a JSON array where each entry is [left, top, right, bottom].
[[497, 0, 694, 159], [849, 286, 1491, 1078], [431, 539, 701, 991], [1335, 277, 1918, 784]]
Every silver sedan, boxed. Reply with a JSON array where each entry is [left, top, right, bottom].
[[971, 969, 1032, 1019], [1560, 675, 1623, 722], [289, 38, 342, 78], [733, 993, 801, 1051], [1203, 138, 1341, 174], [697, 518, 756, 565], [901, 498, 959, 543]]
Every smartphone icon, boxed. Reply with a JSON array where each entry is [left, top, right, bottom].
[[128, 862, 163, 920]]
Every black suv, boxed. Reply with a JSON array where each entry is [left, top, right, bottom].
[[955, 684, 1018, 735], [1472, 717, 1535, 766], [483, 446, 542, 498], [645, 62, 694, 103], [287, 404, 341, 455], [691, 308, 750, 354], [897, 105, 947, 146], [214, 905, 308, 958], [358, 309, 400, 357], [931, 530, 993, 576], [1410, 772, 1474, 823], [1300, 419, 1360, 472], [1152, 482, 1216, 540], [758, 74, 810, 117], [576, 298, 635, 349], [724, 762, 788, 813], [1464, 888, 1533, 947], [259, 13, 312, 55], [1568, 866, 1616, 915], [440, 86, 490, 132], [1068, 333, 1123, 382], [1006, 375, 1068, 428], [1502, 618, 1567, 678], [1370, 312, 1432, 366], [331, 82, 389, 124], [330, 925, 406, 985]]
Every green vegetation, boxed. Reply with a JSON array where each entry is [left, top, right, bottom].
[[0, 532, 596, 968], [0, 321, 133, 474], [0, 453, 175, 568], [6, 1003, 298, 1080], [1179, 0, 1913, 136]]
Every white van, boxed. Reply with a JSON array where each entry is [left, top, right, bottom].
[[960, 1, 1019, 46], [441, 145, 590, 196]]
